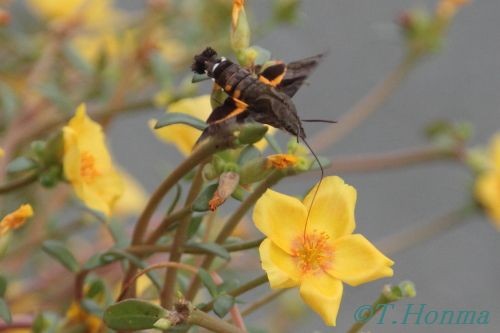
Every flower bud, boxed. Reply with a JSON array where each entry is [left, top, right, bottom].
[[231, 0, 250, 52], [237, 123, 268, 145], [382, 280, 416, 301], [208, 172, 240, 211]]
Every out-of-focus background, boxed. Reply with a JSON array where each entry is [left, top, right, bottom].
[[2, 0, 499, 332]]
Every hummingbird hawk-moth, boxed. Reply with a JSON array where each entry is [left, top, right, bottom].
[[191, 47, 334, 145]]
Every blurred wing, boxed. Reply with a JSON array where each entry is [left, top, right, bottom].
[[278, 53, 325, 97]]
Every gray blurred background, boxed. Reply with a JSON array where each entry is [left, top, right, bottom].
[[109, 0, 499, 332]]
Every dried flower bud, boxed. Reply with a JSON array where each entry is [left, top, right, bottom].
[[266, 154, 298, 169], [208, 172, 240, 211]]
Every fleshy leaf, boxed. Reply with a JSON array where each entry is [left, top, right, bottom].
[[187, 242, 230, 260], [213, 294, 235, 318], [103, 299, 168, 330], [42, 240, 79, 272], [154, 112, 207, 131]]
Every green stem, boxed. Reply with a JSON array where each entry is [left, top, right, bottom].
[[161, 165, 206, 308], [188, 309, 246, 333], [347, 295, 389, 333], [127, 237, 265, 255], [0, 172, 38, 194], [240, 289, 287, 317], [185, 172, 283, 302], [145, 205, 193, 245], [200, 274, 269, 312]]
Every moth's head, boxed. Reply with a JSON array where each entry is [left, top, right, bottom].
[[192, 47, 219, 75]]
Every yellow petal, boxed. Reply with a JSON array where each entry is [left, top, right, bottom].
[[328, 234, 394, 286], [302, 176, 357, 240], [299, 273, 343, 326], [113, 169, 148, 217], [150, 95, 212, 156], [490, 133, 500, 170], [0, 204, 34, 236], [253, 189, 307, 254], [475, 170, 500, 229], [0, 147, 4, 158], [259, 239, 299, 288], [63, 104, 124, 216]]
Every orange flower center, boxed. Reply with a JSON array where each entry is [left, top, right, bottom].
[[80, 151, 101, 182], [291, 231, 334, 274]]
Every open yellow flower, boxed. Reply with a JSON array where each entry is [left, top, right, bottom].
[[0, 204, 34, 236], [475, 134, 500, 229], [63, 104, 124, 217], [253, 176, 394, 326]]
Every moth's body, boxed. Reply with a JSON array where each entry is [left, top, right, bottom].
[[206, 56, 304, 138], [191, 47, 324, 142]]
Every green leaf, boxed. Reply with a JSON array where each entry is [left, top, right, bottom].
[[154, 112, 207, 131], [216, 279, 240, 294], [213, 294, 235, 318], [187, 215, 203, 239], [0, 298, 11, 324], [82, 252, 121, 271], [32, 312, 60, 333], [187, 242, 230, 260], [103, 299, 168, 330], [0, 83, 18, 120], [7, 157, 38, 173], [197, 268, 218, 298], [42, 240, 79, 272], [86, 278, 106, 299], [192, 184, 218, 212], [0, 276, 6, 297], [81, 299, 103, 317]]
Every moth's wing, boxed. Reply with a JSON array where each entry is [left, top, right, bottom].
[[196, 97, 250, 145], [278, 53, 324, 97], [257, 62, 287, 87]]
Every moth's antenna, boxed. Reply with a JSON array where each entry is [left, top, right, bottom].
[[300, 135, 324, 243], [301, 119, 337, 124]]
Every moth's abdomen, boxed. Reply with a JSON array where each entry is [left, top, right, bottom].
[[212, 60, 261, 101]]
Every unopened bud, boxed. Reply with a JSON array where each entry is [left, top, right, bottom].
[[382, 280, 417, 301], [208, 172, 240, 211], [231, 0, 250, 51], [237, 123, 268, 145]]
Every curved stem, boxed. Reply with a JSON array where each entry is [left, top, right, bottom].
[[0, 172, 38, 194], [127, 237, 265, 256], [161, 165, 206, 308], [200, 274, 269, 312], [310, 54, 418, 152], [185, 172, 282, 302], [240, 289, 287, 317]]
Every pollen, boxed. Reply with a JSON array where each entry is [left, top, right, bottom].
[[291, 231, 334, 274], [80, 151, 101, 182]]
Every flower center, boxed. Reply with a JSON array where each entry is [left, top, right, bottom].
[[80, 151, 101, 182], [291, 231, 334, 275]]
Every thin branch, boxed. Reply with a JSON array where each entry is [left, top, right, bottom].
[[240, 289, 287, 317], [185, 172, 283, 302], [0, 172, 38, 194]]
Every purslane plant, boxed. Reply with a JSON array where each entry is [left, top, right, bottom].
[[1, 0, 495, 332]]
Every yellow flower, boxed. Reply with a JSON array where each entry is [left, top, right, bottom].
[[475, 134, 500, 229], [63, 104, 124, 217], [0, 147, 4, 158], [0, 204, 34, 236], [65, 301, 103, 333], [253, 176, 394, 326]]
